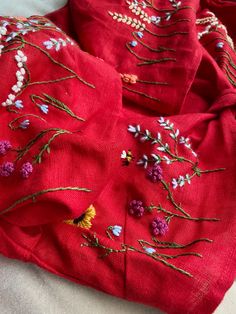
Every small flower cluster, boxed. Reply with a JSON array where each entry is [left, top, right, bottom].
[[120, 73, 138, 84], [127, 1, 151, 23], [43, 37, 74, 51], [0, 25, 7, 39], [172, 174, 191, 189], [1, 50, 27, 107], [151, 1, 182, 25], [129, 199, 168, 236], [0, 140, 33, 179], [108, 11, 146, 31], [147, 164, 163, 182]]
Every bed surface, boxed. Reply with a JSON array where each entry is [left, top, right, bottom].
[[0, 1, 235, 313]]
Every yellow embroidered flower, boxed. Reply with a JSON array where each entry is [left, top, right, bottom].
[[64, 205, 96, 229]]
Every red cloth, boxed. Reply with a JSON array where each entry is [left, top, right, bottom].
[[0, 1, 236, 313]]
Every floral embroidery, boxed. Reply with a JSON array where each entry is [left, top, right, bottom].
[[151, 217, 168, 236], [0, 161, 15, 177], [43, 37, 74, 51], [64, 205, 96, 229], [81, 233, 213, 277], [20, 162, 33, 179], [0, 140, 12, 156], [121, 150, 134, 166], [106, 225, 123, 239]]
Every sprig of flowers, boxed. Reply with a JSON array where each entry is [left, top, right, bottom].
[[43, 37, 74, 51], [126, 1, 152, 23], [1, 50, 27, 107], [108, 11, 146, 31]]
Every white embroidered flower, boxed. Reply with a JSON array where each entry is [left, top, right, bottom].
[[137, 154, 148, 168], [0, 26, 7, 38], [0, 44, 4, 56], [140, 129, 151, 142], [144, 247, 156, 254], [157, 143, 169, 152], [128, 124, 141, 137], [151, 153, 161, 164], [172, 178, 178, 189], [111, 225, 122, 237]]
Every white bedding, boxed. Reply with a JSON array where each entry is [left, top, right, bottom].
[[0, 1, 235, 313]]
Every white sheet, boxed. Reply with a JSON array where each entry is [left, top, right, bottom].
[[0, 1, 235, 313]]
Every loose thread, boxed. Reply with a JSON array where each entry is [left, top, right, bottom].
[[123, 86, 161, 102], [0, 187, 91, 216]]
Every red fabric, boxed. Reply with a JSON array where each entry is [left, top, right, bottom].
[[0, 1, 236, 313]]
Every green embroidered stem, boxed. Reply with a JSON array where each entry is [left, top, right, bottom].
[[145, 29, 189, 38], [126, 43, 176, 66], [137, 79, 169, 85], [148, 205, 220, 222], [20, 38, 95, 89], [8, 114, 47, 130], [25, 75, 77, 87], [0, 187, 91, 216], [153, 18, 191, 28], [30, 94, 85, 122], [34, 130, 72, 164], [132, 32, 176, 53], [123, 86, 161, 102], [151, 238, 213, 249], [139, 238, 213, 249], [15, 128, 69, 161], [160, 179, 190, 217], [82, 233, 193, 277]]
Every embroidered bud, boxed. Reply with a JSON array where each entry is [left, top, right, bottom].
[[0, 162, 15, 177], [129, 40, 138, 47], [147, 164, 163, 183], [0, 140, 12, 156], [111, 225, 122, 237], [121, 73, 138, 84], [20, 162, 33, 179], [129, 200, 145, 217], [151, 217, 168, 236], [20, 119, 30, 129]]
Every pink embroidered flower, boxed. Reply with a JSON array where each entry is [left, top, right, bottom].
[[121, 74, 138, 84], [0, 162, 15, 177], [151, 217, 168, 236], [129, 200, 145, 217], [147, 164, 163, 183], [20, 162, 33, 179], [0, 140, 12, 156]]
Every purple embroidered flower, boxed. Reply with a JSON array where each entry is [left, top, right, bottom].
[[0, 162, 15, 177], [129, 40, 138, 47], [147, 164, 163, 183], [20, 162, 33, 179], [20, 119, 30, 129], [0, 140, 12, 156], [129, 200, 145, 217], [151, 217, 168, 236]]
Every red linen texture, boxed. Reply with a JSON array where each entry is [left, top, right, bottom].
[[0, 1, 235, 313]]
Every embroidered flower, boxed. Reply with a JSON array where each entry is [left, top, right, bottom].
[[128, 124, 141, 137], [147, 164, 163, 182], [137, 154, 149, 168], [0, 26, 7, 38], [0, 44, 4, 56], [38, 104, 49, 114], [136, 31, 143, 38], [151, 16, 161, 24], [121, 150, 134, 165], [20, 119, 30, 129], [129, 40, 138, 47], [14, 100, 24, 109], [129, 200, 145, 217], [151, 217, 168, 236], [144, 247, 156, 254], [20, 162, 33, 179], [0, 140, 12, 156], [0, 162, 15, 177], [216, 42, 224, 49], [64, 205, 96, 229], [110, 225, 122, 237], [121, 73, 138, 84]]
